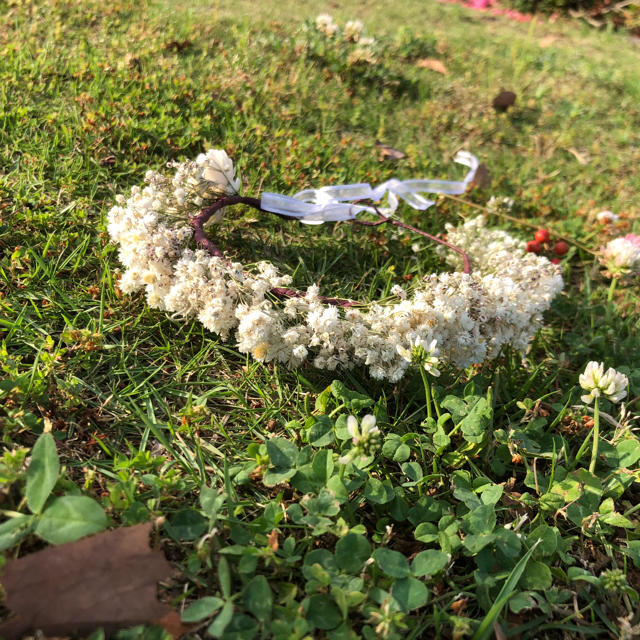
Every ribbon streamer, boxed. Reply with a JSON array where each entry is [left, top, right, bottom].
[[260, 151, 479, 225]]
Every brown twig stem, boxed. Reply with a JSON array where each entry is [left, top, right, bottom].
[[389, 218, 471, 274], [190, 194, 473, 308]]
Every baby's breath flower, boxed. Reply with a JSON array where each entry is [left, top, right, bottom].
[[579, 361, 628, 404], [108, 152, 563, 382]]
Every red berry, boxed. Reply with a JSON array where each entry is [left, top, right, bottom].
[[535, 228, 551, 243], [526, 240, 542, 254], [553, 241, 569, 256], [550, 258, 561, 265]]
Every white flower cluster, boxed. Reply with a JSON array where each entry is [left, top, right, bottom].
[[396, 337, 441, 376], [344, 20, 364, 42], [596, 210, 619, 224], [600, 235, 640, 276], [314, 14, 377, 64], [315, 14, 338, 37], [487, 195, 514, 213], [339, 414, 381, 465], [348, 45, 377, 66], [108, 151, 564, 382], [579, 361, 628, 404]]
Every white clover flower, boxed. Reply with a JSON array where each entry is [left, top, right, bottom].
[[487, 196, 514, 213], [344, 20, 363, 42], [396, 337, 441, 376], [579, 361, 628, 404], [626, 234, 640, 249], [423, 357, 440, 377], [315, 14, 338, 37], [348, 47, 376, 65], [596, 210, 619, 224], [600, 236, 640, 275], [339, 414, 381, 464], [346, 414, 379, 444]]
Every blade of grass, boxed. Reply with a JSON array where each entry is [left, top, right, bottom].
[[472, 540, 541, 640]]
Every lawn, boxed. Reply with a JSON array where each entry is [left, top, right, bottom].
[[1, 0, 639, 638]]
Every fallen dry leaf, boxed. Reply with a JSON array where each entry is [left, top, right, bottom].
[[539, 35, 557, 48], [468, 163, 491, 190], [416, 58, 449, 75], [0, 523, 180, 639], [267, 529, 279, 552], [375, 140, 407, 161], [450, 597, 469, 615], [154, 611, 191, 639], [493, 620, 508, 640], [123, 53, 142, 70], [492, 90, 517, 112], [164, 40, 192, 53], [566, 147, 589, 165]]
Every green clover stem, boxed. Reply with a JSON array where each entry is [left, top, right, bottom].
[[589, 397, 600, 474], [420, 366, 433, 421], [605, 277, 617, 323]]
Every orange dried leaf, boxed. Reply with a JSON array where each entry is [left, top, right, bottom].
[[416, 58, 449, 75], [267, 529, 279, 552], [450, 597, 469, 615], [539, 35, 557, 48]]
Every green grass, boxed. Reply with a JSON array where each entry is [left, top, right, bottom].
[[1, 1, 639, 638]]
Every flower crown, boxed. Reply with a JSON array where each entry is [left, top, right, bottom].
[[107, 148, 563, 381]]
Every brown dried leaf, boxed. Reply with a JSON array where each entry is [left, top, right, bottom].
[[375, 140, 407, 161], [566, 147, 589, 165], [0, 523, 178, 639], [123, 53, 142, 70], [416, 58, 449, 75], [154, 611, 192, 639], [493, 620, 508, 640], [468, 162, 491, 190], [492, 90, 517, 112], [164, 40, 192, 53]]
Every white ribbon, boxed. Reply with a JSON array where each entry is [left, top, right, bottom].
[[260, 151, 479, 225]]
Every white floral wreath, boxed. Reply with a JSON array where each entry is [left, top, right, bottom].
[[107, 148, 563, 382]]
